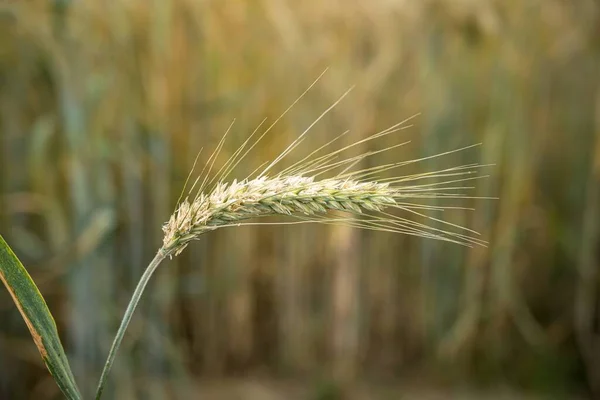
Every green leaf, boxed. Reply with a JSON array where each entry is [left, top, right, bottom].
[[0, 234, 81, 400]]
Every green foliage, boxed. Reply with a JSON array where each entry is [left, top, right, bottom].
[[0, 235, 81, 400], [312, 378, 343, 400]]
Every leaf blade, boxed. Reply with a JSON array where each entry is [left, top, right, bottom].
[[0, 234, 81, 400]]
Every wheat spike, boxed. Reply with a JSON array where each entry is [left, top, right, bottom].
[[162, 161, 488, 257], [162, 176, 394, 255]]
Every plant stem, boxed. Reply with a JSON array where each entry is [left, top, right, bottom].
[[95, 250, 167, 400]]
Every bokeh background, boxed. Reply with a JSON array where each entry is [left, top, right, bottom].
[[1, 1, 600, 399]]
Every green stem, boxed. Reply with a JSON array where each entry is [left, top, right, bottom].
[[95, 250, 167, 400]]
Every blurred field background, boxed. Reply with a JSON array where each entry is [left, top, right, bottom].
[[1, 0, 599, 399]]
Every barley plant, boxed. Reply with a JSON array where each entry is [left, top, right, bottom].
[[0, 73, 489, 400], [95, 73, 488, 399]]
